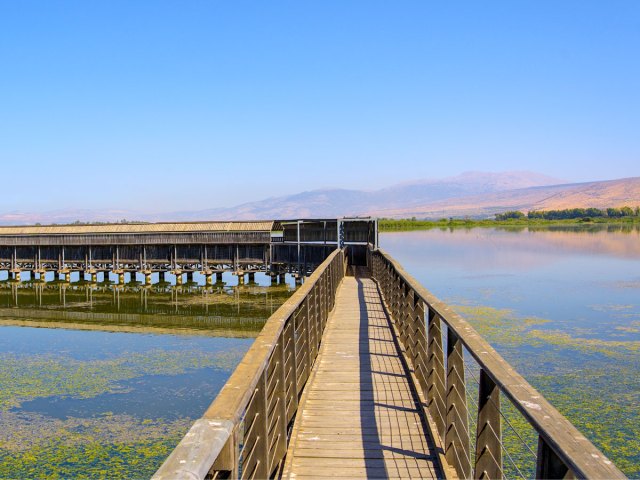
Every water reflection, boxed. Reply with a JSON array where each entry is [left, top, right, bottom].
[[382, 228, 640, 335], [381, 227, 640, 477], [0, 270, 295, 478], [383, 225, 640, 271], [0, 277, 295, 336]]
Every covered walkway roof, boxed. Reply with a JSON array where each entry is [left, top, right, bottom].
[[0, 221, 275, 236]]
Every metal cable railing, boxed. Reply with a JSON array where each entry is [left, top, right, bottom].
[[369, 246, 626, 480], [153, 249, 346, 480]]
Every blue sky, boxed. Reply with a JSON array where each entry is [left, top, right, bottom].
[[1, 1, 638, 212]]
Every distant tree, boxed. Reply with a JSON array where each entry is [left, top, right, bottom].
[[607, 208, 622, 218], [495, 211, 525, 221], [585, 208, 605, 217], [620, 206, 634, 217], [525, 207, 636, 221]]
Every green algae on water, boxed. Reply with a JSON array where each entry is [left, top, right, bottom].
[[0, 348, 246, 411], [0, 412, 192, 479], [453, 303, 640, 478]]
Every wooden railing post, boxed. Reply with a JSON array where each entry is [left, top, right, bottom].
[[268, 336, 288, 474], [295, 305, 307, 395], [246, 370, 269, 480], [303, 299, 311, 385], [324, 270, 329, 321], [211, 425, 239, 477], [392, 272, 400, 321], [536, 436, 573, 479], [283, 319, 297, 424], [399, 282, 410, 350], [412, 298, 428, 392], [315, 278, 322, 339], [446, 328, 471, 479], [427, 308, 447, 439], [475, 369, 502, 479], [260, 369, 271, 479], [308, 291, 317, 361]]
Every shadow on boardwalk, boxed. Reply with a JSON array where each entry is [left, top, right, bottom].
[[282, 269, 442, 479]]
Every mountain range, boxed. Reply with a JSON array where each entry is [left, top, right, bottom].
[[1, 172, 638, 225]]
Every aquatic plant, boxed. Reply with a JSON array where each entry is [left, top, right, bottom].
[[0, 348, 246, 412], [455, 303, 640, 478]]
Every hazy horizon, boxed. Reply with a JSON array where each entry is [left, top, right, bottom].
[[1, 168, 572, 215]]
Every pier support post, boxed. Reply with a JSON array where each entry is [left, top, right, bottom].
[[175, 271, 183, 286], [77, 271, 84, 282], [247, 272, 255, 284], [159, 271, 166, 283], [205, 273, 213, 286], [91, 272, 97, 283], [145, 272, 152, 285], [103, 271, 110, 283], [129, 272, 137, 283], [118, 272, 125, 284], [278, 273, 286, 285], [186, 271, 194, 284]]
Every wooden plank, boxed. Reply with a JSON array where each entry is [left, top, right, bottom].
[[286, 468, 437, 479], [290, 448, 436, 459], [282, 276, 442, 479]]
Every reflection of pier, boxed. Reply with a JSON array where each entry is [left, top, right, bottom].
[[0, 279, 294, 320], [0, 308, 265, 337], [0, 219, 377, 285]]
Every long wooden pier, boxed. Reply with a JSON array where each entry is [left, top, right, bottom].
[[0, 219, 376, 284], [153, 246, 625, 480]]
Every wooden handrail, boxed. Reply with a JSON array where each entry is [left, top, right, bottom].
[[153, 248, 346, 480], [370, 247, 626, 479]]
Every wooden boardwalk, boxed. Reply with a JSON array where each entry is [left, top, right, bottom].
[[155, 250, 626, 480], [282, 274, 442, 479]]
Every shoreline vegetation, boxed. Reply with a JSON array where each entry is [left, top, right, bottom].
[[379, 207, 640, 231]]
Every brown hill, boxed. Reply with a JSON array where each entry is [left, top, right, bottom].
[[371, 177, 640, 218], [0, 173, 636, 224]]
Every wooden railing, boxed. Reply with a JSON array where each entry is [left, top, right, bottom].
[[153, 248, 346, 480], [369, 247, 626, 480]]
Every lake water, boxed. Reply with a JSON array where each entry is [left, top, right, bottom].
[[381, 226, 640, 477], [1, 229, 638, 478], [0, 275, 295, 479]]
